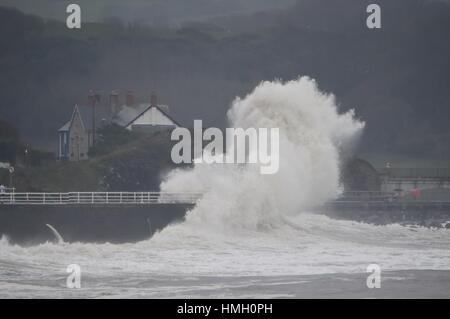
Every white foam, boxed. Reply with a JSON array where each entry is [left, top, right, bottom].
[[159, 77, 364, 235]]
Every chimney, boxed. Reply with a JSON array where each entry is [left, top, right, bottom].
[[126, 91, 134, 107], [150, 92, 158, 107], [88, 90, 101, 105], [88, 90, 95, 106], [109, 90, 119, 115], [87, 90, 100, 146]]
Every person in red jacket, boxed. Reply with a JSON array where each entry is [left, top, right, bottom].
[[411, 187, 422, 200]]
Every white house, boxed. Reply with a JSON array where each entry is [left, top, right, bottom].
[[58, 105, 91, 161], [112, 94, 179, 132]]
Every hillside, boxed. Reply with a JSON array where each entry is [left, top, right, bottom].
[[0, 0, 449, 157]]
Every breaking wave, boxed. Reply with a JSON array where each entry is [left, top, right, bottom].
[[159, 76, 364, 235]]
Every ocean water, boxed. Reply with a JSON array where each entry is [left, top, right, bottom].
[[0, 213, 449, 298], [1, 77, 448, 298]]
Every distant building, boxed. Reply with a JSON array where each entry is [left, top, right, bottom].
[[58, 92, 180, 161], [58, 105, 91, 161], [112, 93, 179, 132]]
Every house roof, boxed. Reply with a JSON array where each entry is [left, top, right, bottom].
[[112, 103, 149, 127], [59, 101, 180, 133], [58, 105, 86, 133], [59, 104, 113, 133], [58, 121, 71, 132], [78, 104, 113, 131], [113, 103, 180, 128]]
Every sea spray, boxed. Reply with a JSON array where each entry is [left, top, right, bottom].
[[46, 224, 65, 244], [158, 77, 365, 234]]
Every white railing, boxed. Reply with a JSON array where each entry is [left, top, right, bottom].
[[0, 192, 202, 205], [0, 190, 403, 205]]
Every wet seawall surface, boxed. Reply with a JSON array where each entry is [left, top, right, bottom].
[[322, 201, 450, 228], [2, 201, 449, 246], [0, 204, 193, 245]]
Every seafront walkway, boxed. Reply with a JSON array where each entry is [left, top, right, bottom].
[[1, 191, 450, 210], [0, 191, 201, 205]]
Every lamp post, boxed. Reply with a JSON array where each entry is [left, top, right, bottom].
[[24, 148, 28, 167], [8, 166, 14, 189], [88, 90, 101, 147]]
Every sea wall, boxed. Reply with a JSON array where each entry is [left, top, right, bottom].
[[0, 204, 193, 245], [321, 202, 450, 228]]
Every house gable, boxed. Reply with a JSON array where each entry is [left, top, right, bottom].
[[69, 105, 86, 132], [58, 105, 90, 161], [125, 105, 179, 130]]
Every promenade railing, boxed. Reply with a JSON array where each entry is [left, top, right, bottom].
[[0, 192, 202, 205]]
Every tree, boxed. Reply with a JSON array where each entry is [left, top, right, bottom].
[[0, 118, 20, 164]]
